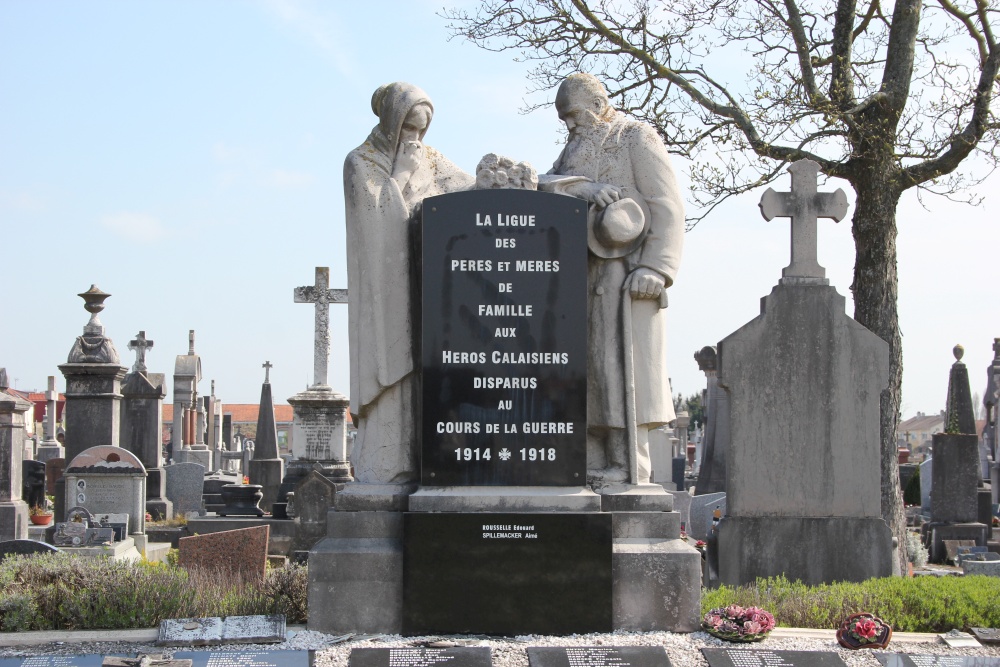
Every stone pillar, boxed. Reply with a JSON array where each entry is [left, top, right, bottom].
[[57, 286, 128, 465], [121, 370, 172, 520], [0, 369, 30, 541], [249, 364, 284, 510], [36, 376, 64, 463]]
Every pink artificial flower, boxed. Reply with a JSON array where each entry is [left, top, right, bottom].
[[743, 621, 763, 635], [855, 619, 878, 639], [724, 605, 745, 619]]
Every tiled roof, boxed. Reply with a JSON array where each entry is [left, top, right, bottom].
[[162, 403, 352, 425]]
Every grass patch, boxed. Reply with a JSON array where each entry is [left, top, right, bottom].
[[702, 575, 1000, 633], [0, 554, 307, 631]]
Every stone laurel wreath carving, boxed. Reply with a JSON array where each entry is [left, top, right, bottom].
[[836, 612, 893, 649], [701, 605, 776, 642]]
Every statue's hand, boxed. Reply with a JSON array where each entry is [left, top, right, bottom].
[[392, 140, 424, 182], [566, 181, 621, 209], [626, 268, 665, 300]]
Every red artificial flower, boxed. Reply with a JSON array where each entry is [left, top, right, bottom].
[[855, 619, 878, 639]]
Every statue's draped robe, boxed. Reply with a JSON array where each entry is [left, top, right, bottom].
[[546, 114, 685, 481], [344, 83, 473, 483]]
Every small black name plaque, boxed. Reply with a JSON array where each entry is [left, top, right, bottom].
[[702, 649, 848, 667], [527, 646, 671, 667], [348, 647, 492, 667], [0, 658, 110, 667], [173, 651, 311, 667], [876, 656, 1000, 667], [403, 512, 612, 635], [421, 189, 588, 486]]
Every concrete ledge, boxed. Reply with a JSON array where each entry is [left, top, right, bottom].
[[612, 511, 680, 539], [408, 486, 601, 512], [599, 484, 674, 512]]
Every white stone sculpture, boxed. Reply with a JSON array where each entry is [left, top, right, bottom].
[[344, 82, 474, 484], [539, 73, 685, 485]]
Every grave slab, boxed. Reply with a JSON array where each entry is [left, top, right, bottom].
[[702, 649, 848, 667], [0, 657, 120, 667], [157, 617, 224, 646], [173, 651, 311, 667], [527, 646, 670, 667], [220, 615, 286, 643], [178, 525, 269, 579], [875, 655, 1000, 667], [971, 628, 1000, 645], [349, 648, 491, 667], [0, 538, 59, 561]]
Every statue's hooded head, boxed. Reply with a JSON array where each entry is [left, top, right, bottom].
[[369, 82, 435, 159]]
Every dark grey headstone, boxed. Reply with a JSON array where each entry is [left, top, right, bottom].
[[702, 649, 848, 667], [22, 460, 46, 508], [971, 628, 1000, 645], [0, 657, 109, 667], [0, 539, 59, 561], [173, 651, 311, 667], [349, 648, 492, 667], [876, 655, 1000, 667], [528, 647, 670, 667]]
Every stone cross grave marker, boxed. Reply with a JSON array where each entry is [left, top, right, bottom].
[[294, 267, 347, 389], [758, 159, 849, 284], [262, 361, 272, 384], [128, 331, 153, 373]]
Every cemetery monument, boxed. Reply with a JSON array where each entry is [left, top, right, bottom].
[[714, 159, 893, 585], [0, 368, 31, 541], [309, 76, 699, 636]]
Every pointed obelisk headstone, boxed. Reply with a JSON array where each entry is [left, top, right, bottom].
[[250, 361, 284, 510], [0, 368, 31, 540], [121, 330, 173, 520], [927, 344, 989, 561]]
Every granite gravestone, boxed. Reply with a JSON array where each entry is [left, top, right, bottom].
[[0, 657, 110, 667], [120, 331, 172, 520], [715, 159, 892, 586], [420, 188, 588, 486], [349, 648, 492, 667], [876, 656, 1000, 667], [63, 446, 146, 540], [0, 539, 59, 561], [172, 651, 310, 667], [164, 461, 206, 516], [693, 345, 729, 495], [527, 647, 671, 667], [703, 650, 849, 667], [0, 369, 32, 541]]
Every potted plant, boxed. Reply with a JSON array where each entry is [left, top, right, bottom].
[[837, 612, 893, 649], [702, 605, 776, 642], [29, 504, 53, 526]]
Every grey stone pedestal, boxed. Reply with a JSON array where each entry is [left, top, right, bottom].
[[0, 379, 31, 541]]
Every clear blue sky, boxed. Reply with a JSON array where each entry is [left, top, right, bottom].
[[2, 1, 997, 420]]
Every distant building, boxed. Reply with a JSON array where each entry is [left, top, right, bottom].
[[898, 411, 945, 461]]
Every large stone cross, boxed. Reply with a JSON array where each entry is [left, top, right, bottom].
[[759, 159, 849, 285], [294, 267, 347, 389], [128, 330, 154, 373]]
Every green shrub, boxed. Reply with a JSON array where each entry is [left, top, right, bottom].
[[702, 575, 1000, 632], [0, 554, 308, 631]]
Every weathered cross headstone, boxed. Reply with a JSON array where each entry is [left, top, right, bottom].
[[35, 375, 64, 463], [715, 159, 892, 585], [282, 268, 352, 519], [121, 330, 172, 520], [693, 345, 729, 496], [0, 368, 31, 540], [758, 159, 849, 284]]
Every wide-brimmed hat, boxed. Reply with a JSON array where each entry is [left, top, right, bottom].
[[587, 198, 647, 259]]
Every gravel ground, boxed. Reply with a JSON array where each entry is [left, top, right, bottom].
[[3, 630, 1000, 666]]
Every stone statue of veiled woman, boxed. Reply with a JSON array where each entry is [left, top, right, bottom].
[[344, 82, 474, 484]]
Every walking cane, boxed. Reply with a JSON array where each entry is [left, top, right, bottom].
[[622, 285, 638, 485]]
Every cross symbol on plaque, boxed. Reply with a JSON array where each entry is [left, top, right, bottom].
[[294, 266, 348, 389], [759, 159, 849, 285], [128, 330, 154, 373], [262, 360, 273, 384]]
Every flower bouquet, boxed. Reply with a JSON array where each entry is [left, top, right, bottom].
[[836, 613, 892, 649], [703, 605, 776, 642]]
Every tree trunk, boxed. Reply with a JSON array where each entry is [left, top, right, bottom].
[[849, 171, 907, 575]]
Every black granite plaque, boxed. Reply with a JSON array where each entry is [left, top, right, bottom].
[[876, 656, 1000, 667], [702, 649, 848, 667], [403, 512, 612, 635], [421, 189, 588, 486], [971, 628, 1000, 645], [0, 657, 112, 667], [172, 651, 311, 667], [527, 647, 670, 667], [348, 647, 492, 667]]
